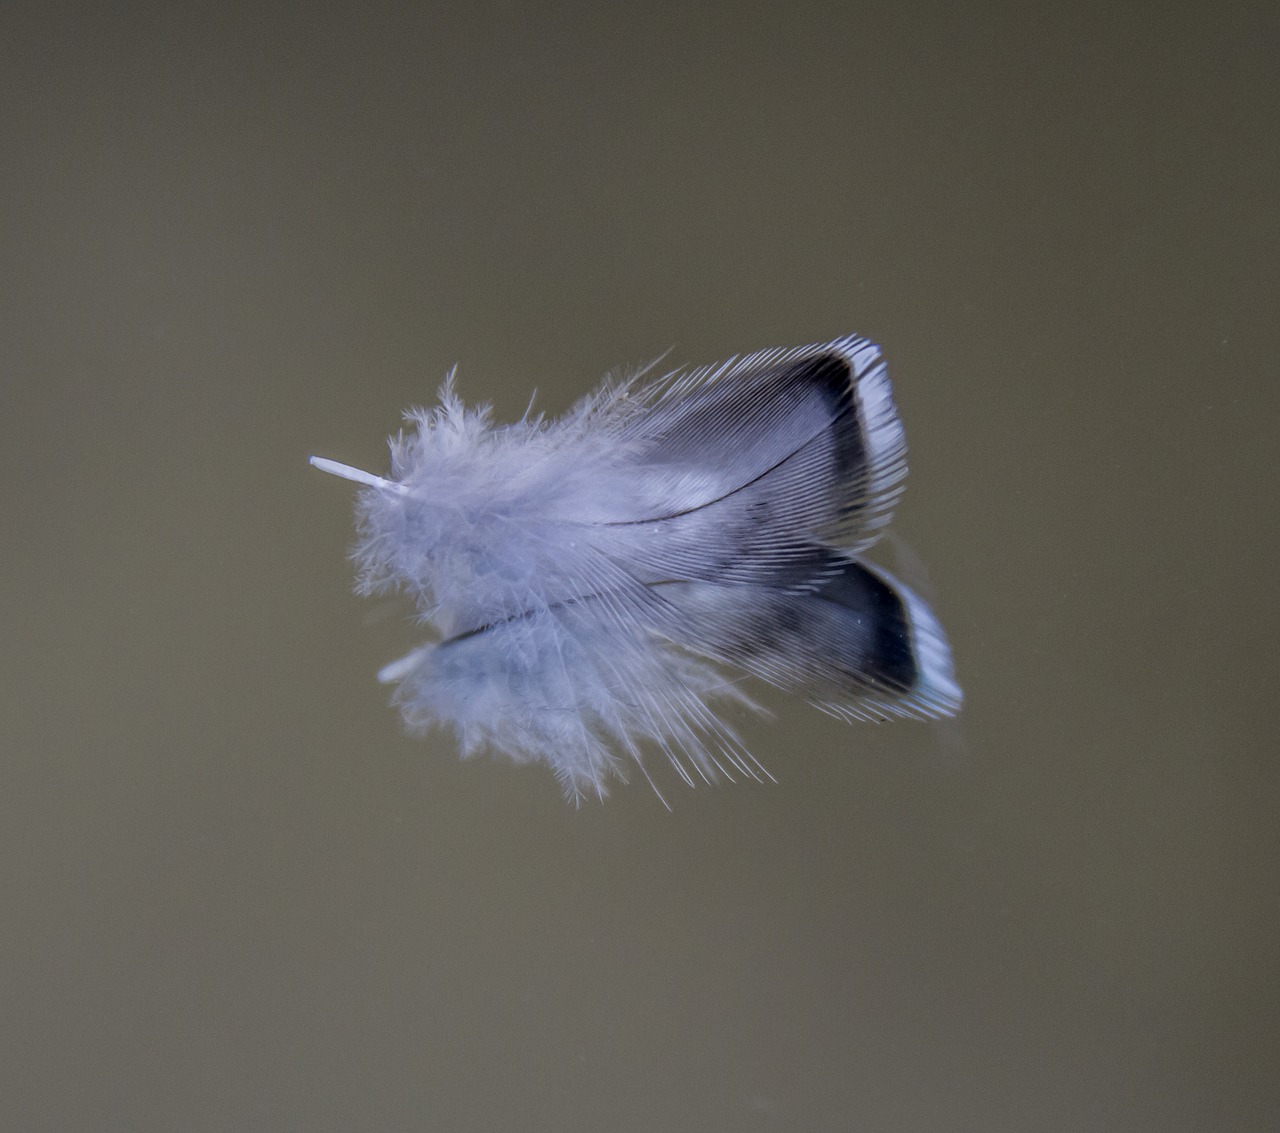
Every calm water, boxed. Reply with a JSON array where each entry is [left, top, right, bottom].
[[3, 3, 1276, 1130]]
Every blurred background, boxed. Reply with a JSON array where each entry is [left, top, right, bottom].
[[2, 2, 1276, 1129]]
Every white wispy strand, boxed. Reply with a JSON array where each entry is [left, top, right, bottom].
[[311, 335, 961, 802]]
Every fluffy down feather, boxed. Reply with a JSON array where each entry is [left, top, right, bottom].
[[311, 334, 961, 802]]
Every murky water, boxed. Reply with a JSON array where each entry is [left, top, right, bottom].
[[3, 4, 1276, 1130]]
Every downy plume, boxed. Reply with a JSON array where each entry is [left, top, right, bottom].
[[311, 335, 961, 802]]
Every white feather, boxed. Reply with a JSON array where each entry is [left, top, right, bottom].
[[312, 335, 961, 802]]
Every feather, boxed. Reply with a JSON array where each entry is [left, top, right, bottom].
[[311, 334, 961, 802]]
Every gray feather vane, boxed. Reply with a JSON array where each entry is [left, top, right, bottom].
[[311, 334, 961, 802]]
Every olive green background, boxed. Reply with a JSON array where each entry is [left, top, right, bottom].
[[3, 2, 1276, 1130]]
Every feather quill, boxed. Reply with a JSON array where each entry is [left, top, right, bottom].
[[311, 335, 961, 801]]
